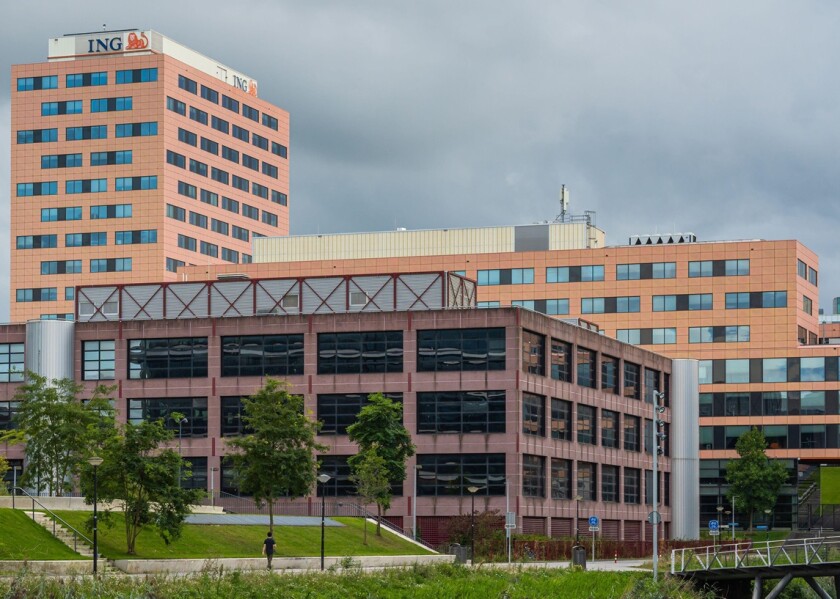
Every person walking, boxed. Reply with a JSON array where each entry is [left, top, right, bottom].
[[262, 531, 276, 570]]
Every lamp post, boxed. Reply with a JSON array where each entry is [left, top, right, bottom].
[[731, 495, 737, 541], [176, 417, 187, 487], [412, 464, 421, 541], [467, 485, 480, 565], [210, 466, 219, 508], [764, 508, 772, 542], [11, 464, 19, 510], [715, 505, 724, 552], [88, 456, 103, 575], [652, 390, 666, 582], [574, 494, 583, 545], [317, 473, 331, 570]]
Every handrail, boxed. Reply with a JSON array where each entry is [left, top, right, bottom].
[[11, 486, 95, 554]]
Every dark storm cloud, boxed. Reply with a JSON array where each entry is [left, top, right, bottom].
[[1, 1, 839, 320]]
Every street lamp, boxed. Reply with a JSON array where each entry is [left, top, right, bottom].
[[574, 494, 583, 545], [652, 390, 667, 582], [88, 456, 104, 575], [715, 505, 724, 552], [412, 464, 422, 541], [175, 416, 188, 487], [210, 466, 219, 508], [467, 485, 481, 565], [317, 473, 331, 570], [764, 508, 772, 543], [731, 495, 737, 541]]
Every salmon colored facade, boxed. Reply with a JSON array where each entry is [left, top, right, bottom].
[[185, 234, 835, 527], [11, 31, 290, 322]]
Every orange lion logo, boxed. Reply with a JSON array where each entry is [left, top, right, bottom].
[[127, 32, 149, 50], [249, 81, 258, 97]]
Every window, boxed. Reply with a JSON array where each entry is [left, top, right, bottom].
[[178, 75, 197, 93], [576, 347, 596, 388], [18, 128, 59, 144], [690, 259, 749, 277], [128, 397, 207, 438], [602, 465, 619, 502], [17, 75, 57, 91], [40, 260, 82, 275], [652, 328, 677, 344], [116, 176, 157, 191], [418, 390, 505, 434], [546, 265, 604, 283], [272, 141, 288, 158], [41, 153, 83, 169], [65, 178, 107, 194], [178, 181, 197, 199], [801, 391, 825, 415], [263, 114, 279, 130], [577, 404, 596, 445], [232, 175, 249, 192], [189, 212, 208, 229], [624, 415, 640, 451], [803, 295, 813, 315], [417, 454, 505, 497], [231, 227, 249, 243], [624, 362, 641, 399], [129, 337, 208, 379], [764, 425, 788, 449], [189, 106, 208, 125], [477, 268, 534, 285], [577, 462, 597, 501], [220, 247, 238, 264], [66, 72, 107, 87], [801, 424, 826, 449], [83, 340, 115, 380], [261, 210, 277, 227], [318, 332, 403, 374], [211, 167, 229, 184], [551, 459, 572, 500], [222, 146, 239, 163], [243, 104, 259, 121], [319, 393, 403, 435], [220, 397, 252, 437], [115, 122, 158, 137], [581, 298, 604, 314], [624, 468, 641, 504], [167, 150, 186, 168], [91, 204, 132, 219], [221, 335, 304, 377], [90, 258, 132, 273], [203, 191, 220, 207], [522, 455, 546, 498], [178, 234, 196, 251], [601, 410, 619, 448], [42, 100, 83, 116], [200, 85, 218, 103], [233, 125, 250, 142], [725, 394, 750, 416], [688, 261, 713, 278], [689, 294, 713, 310], [92, 150, 133, 166], [222, 198, 240, 215], [601, 356, 619, 394], [90, 97, 132, 112], [178, 128, 197, 146], [222, 94, 240, 113], [166, 96, 186, 115], [809, 267, 818, 286], [211, 116, 229, 134], [115, 230, 157, 245], [166, 258, 185, 272], [725, 259, 750, 276], [189, 159, 208, 177], [65, 233, 107, 247], [550, 398, 572, 441], [616, 264, 640, 280], [17, 235, 57, 249], [242, 154, 259, 171], [116, 68, 157, 83], [653, 262, 677, 278], [0, 344, 24, 382], [16, 288, 57, 302], [167, 204, 185, 222], [253, 133, 269, 151], [652, 296, 676, 312], [417, 328, 505, 372], [522, 393, 545, 436], [725, 359, 749, 383], [200, 137, 219, 155], [16, 181, 57, 197], [522, 331, 544, 375], [200, 241, 218, 258]]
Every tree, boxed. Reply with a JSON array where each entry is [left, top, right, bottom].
[[726, 427, 789, 530], [0, 455, 9, 494], [347, 393, 415, 536], [0, 373, 115, 496], [350, 444, 391, 544], [228, 379, 326, 534], [82, 419, 199, 555]]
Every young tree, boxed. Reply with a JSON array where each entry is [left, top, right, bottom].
[[0, 373, 115, 496], [82, 419, 199, 555], [228, 379, 325, 533], [0, 455, 9, 494], [726, 427, 789, 530], [347, 393, 415, 536], [350, 444, 391, 544]]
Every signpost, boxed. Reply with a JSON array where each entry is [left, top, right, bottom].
[[588, 516, 600, 562], [709, 519, 720, 552]]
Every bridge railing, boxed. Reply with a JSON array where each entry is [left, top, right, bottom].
[[671, 536, 840, 575]]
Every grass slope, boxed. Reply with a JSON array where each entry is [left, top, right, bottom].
[[0, 508, 86, 561], [55, 511, 431, 560], [0, 565, 710, 599]]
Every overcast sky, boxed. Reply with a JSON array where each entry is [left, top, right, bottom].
[[2, 1, 840, 321]]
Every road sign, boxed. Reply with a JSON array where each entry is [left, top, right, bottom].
[[647, 511, 661, 525], [709, 530, 720, 536], [709, 519, 719, 531], [505, 512, 516, 530], [589, 516, 599, 527]]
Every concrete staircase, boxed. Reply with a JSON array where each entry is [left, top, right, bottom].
[[28, 511, 116, 573]]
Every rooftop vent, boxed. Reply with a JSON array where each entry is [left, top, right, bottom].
[[628, 233, 697, 245]]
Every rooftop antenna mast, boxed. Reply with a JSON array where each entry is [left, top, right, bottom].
[[554, 185, 569, 222]]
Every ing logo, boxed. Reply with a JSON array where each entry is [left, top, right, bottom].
[[126, 32, 149, 50]]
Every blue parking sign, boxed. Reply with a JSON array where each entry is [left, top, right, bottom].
[[709, 519, 719, 531], [589, 516, 599, 527]]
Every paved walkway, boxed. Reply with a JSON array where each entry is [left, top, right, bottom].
[[184, 514, 343, 527], [478, 559, 648, 572]]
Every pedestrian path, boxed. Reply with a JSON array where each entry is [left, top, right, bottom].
[[185, 514, 343, 526]]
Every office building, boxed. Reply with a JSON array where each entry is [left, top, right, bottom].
[[11, 29, 290, 321]]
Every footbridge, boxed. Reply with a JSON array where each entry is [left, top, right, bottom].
[[671, 536, 840, 598]]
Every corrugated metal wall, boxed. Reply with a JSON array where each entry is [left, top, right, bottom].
[[671, 358, 700, 540], [25, 319, 74, 380]]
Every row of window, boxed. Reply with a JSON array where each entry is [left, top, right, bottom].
[[521, 330, 664, 402], [42, 150, 134, 169], [175, 76, 281, 132], [168, 144, 281, 183], [40, 96, 133, 116], [701, 424, 839, 451], [17, 69, 157, 92], [41, 252, 146, 275], [700, 391, 838, 417], [699, 356, 840, 384], [166, 202, 277, 235], [498, 293, 788, 315], [798, 259, 819, 286], [17, 176, 157, 197], [17, 122, 158, 144], [616, 326, 751, 346], [174, 179, 279, 223]]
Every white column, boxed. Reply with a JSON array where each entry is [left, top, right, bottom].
[[671, 359, 700, 539]]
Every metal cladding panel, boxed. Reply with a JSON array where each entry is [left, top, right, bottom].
[[77, 286, 119, 322], [671, 358, 700, 540], [254, 279, 300, 316], [303, 277, 345, 314], [121, 285, 165, 320], [165, 283, 209, 319], [348, 276, 394, 313], [210, 281, 253, 318], [446, 273, 476, 308], [25, 320, 74, 380], [396, 274, 443, 311]]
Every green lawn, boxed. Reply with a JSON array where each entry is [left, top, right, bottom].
[[0, 508, 87, 561], [55, 511, 432, 560]]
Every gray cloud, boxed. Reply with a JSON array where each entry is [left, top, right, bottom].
[[2, 1, 840, 320]]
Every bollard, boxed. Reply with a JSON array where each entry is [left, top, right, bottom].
[[614, 552, 617, 563]]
